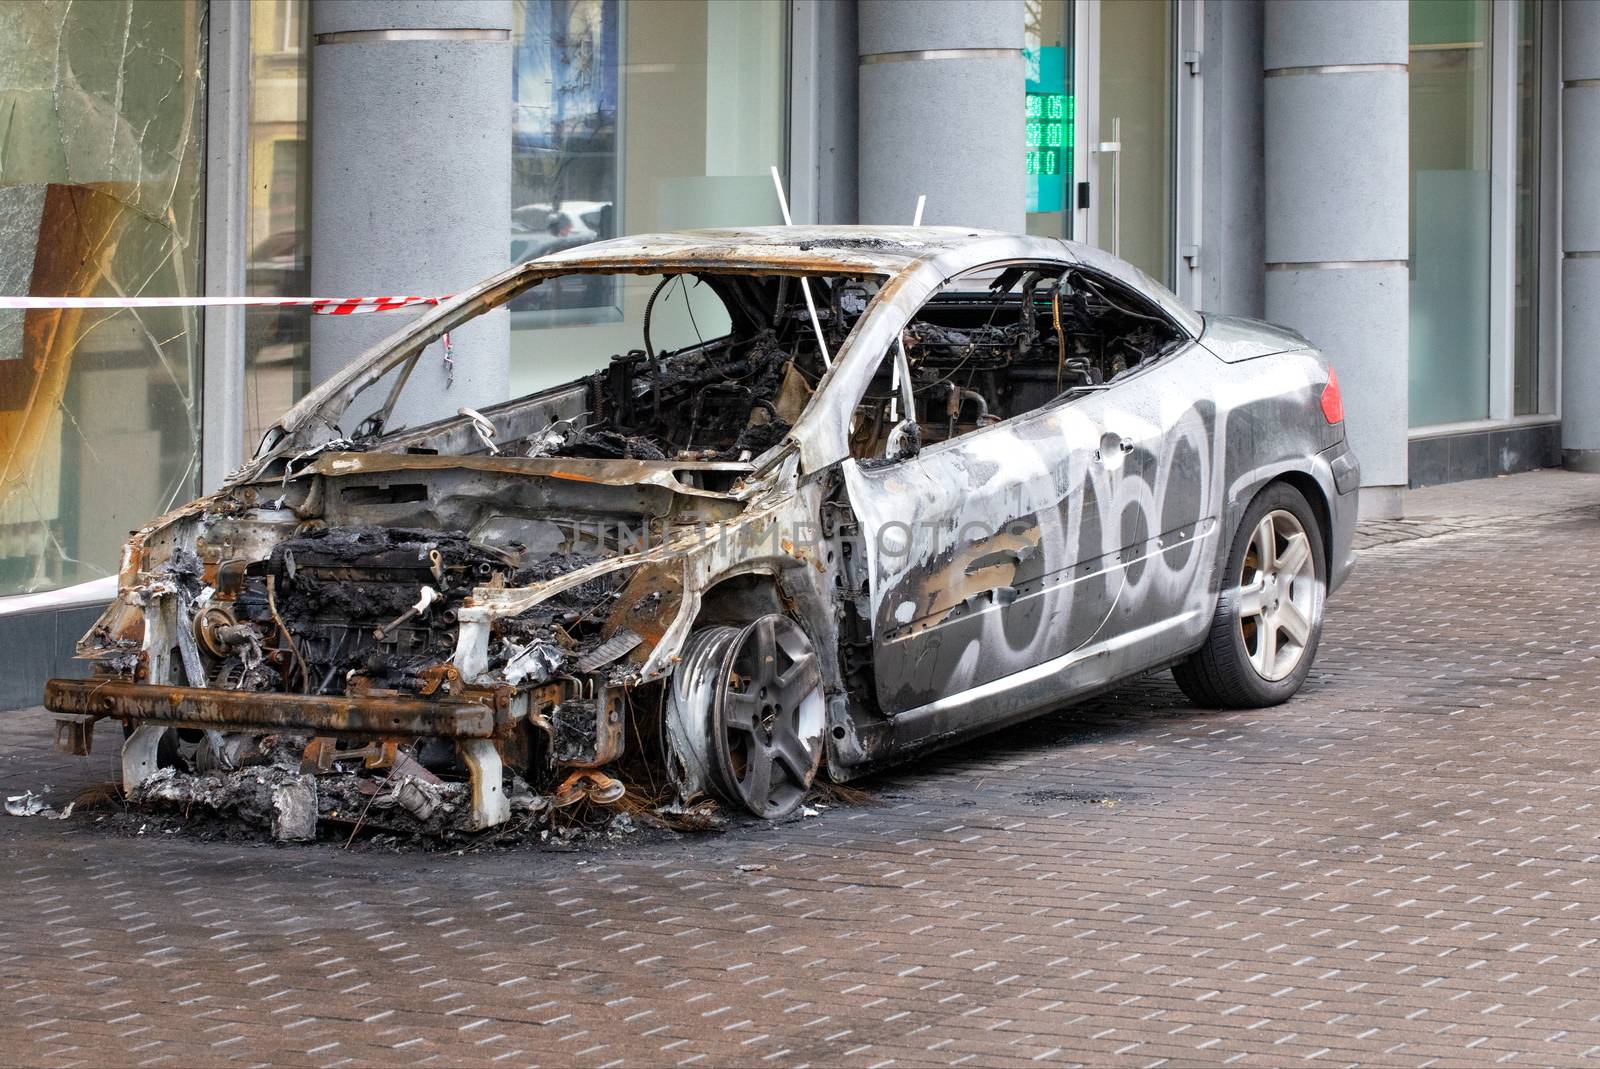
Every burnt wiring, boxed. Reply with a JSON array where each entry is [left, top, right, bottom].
[[512, 274, 857, 464], [681, 275, 705, 346], [1051, 274, 1068, 392], [642, 275, 669, 361], [1071, 269, 1173, 325], [265, 575, 311, 694], [907, 278, 1014, 401]]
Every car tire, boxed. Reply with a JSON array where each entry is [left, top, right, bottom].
[[1173, 481, 1327, 708]]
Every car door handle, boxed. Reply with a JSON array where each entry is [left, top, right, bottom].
[[1096, 432, 1139, 464]]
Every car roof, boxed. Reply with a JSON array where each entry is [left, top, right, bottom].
[[528, 225, 1203, 341], [531, 225, 1023, 275]]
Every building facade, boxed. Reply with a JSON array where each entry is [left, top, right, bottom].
[[0, 0, 1591, 705]]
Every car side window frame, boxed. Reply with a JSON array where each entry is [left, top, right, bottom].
[[842, 259, 1190, 465]]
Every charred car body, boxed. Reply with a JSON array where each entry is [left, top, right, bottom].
[[41, 227, 1359, 829]]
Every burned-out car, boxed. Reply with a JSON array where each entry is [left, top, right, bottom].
[[42, 227, 1358, 831]]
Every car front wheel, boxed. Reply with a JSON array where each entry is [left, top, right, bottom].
[[666, 615, 827, 818], [1173, 482, 1326, 708]]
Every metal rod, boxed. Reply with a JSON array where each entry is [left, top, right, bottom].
[[769, 166, 832, 369], [893, 193, 927, 421]]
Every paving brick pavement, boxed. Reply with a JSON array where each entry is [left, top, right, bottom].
[[2, 469, 1599, 1068]]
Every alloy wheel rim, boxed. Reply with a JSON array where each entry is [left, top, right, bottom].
[[1236, 508, 1321, 682], [711, 615, 825, 818]]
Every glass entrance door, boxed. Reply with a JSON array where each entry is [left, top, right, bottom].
[[1408, 0, 1493, 427], [1086, 0, 1175, 285], [1023, 1, 1177, 286]]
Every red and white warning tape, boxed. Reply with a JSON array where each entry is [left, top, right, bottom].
[[0, 294, 452, 315]]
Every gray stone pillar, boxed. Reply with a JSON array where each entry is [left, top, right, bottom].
[[1263, 1, 1409, 518], [1562, 2, 1600, 472], [1200, 0, 1265, 320], [310, 0, 512, 430], [857, 0, 1024, 232]]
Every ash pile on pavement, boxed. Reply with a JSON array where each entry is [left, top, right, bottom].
[[9, 741, 861, 852], [127, 762, 519, 845], [40, 735, 682, 851]]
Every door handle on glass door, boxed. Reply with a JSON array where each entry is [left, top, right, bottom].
[[1096, 116, 1122, 258]]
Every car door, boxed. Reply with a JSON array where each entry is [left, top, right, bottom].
[[841, 399, 1118, 715], [1050, 339, 1223, 664], [838, 265, 1221, 718]]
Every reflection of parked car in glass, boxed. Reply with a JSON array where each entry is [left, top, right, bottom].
[[510, 201, 612, 263], [42, 227, 1359, 833], [245, 231, 308, 343]]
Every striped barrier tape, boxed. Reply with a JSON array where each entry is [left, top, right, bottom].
[[0, 294, 451, 315]]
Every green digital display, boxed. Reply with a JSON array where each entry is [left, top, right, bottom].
[[1024, 46, 1072, 215], [1025, 93, 1071, 176]]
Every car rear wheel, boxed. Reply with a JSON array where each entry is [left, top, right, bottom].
[[1173, 482, 1326, 708]]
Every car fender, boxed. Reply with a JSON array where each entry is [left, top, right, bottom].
[[1213, 451, 1347, 600]]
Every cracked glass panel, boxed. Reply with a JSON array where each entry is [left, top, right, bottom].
[[243, 0, 309, 453], [0, 0, 207, 597]]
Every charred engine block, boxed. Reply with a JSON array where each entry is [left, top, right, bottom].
[[232, 526, 518, 696]]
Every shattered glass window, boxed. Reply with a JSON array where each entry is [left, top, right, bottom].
[[0, 0, 207, 597], [243, 0, 310, 452]]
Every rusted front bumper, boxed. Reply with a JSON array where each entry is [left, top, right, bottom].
[[43, 678, 512, 740], [45, 677, 522, 829]]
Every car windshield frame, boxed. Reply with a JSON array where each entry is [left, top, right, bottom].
[[248, 258, 895, 472], [238, 228, 1201, 482]]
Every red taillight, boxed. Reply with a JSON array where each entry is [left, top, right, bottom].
[[1320, 363, 1344, 424]]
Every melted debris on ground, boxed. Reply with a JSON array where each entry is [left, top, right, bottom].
[[5, 745, 865, 854]]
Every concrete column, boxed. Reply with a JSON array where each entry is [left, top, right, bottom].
[[1561, 2, 1600, 472], [201, 0, 250, 489], [792, 0, 859, 225], [1263, 0, 1409, 518], [310, 0, 511, 429], [1199, 0, 1265, 320], [857, 0, 1024, 232]]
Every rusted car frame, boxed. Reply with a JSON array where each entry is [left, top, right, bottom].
[[37, 226, 1359, 830]]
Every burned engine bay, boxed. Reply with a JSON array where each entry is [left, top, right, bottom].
[[227, 527, 617, 700], [39, 253, 1187, 845]]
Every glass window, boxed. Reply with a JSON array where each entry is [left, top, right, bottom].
[[0, 0, 207, 597], [1512, 0, 1542, 416], [1408, 0, 1492, 427], [1025, 0, 1076, 240], [1028, 1, 1173, 281], [244, 0, 311, 451], [508, 0, 790, 396]]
